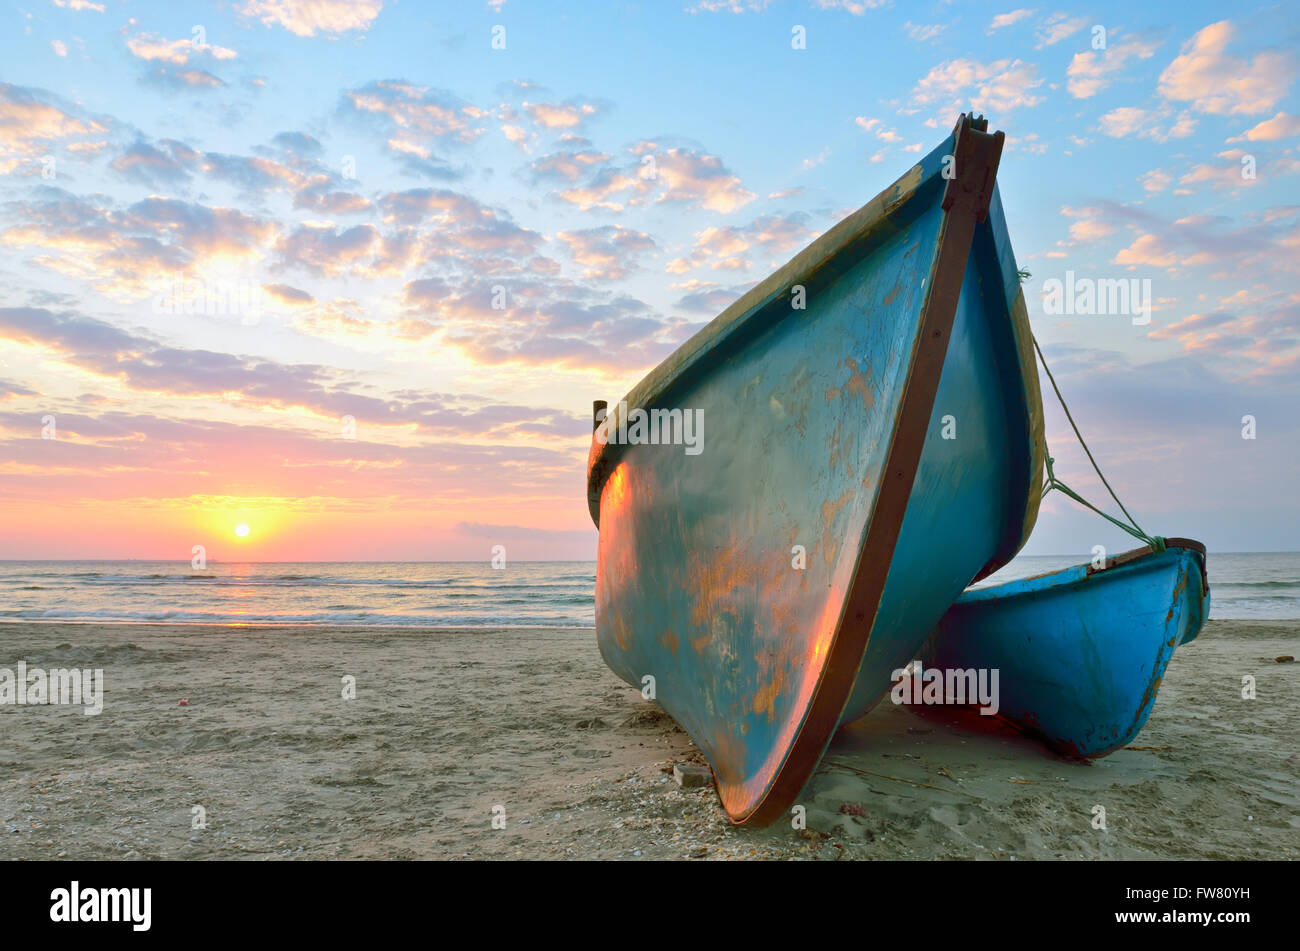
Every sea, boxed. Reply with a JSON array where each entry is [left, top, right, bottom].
[[0, 552, 1296, 627]]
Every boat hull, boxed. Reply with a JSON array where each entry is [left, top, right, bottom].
[[588, 116, 1042, 825], [919, 540, 1209, 757], [837, 193, 1041, 727]]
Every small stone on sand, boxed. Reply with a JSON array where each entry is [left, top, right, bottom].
[[673, 763, 712, 788]]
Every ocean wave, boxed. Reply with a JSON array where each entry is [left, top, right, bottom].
[[0, 607, 594, 628], [1209, 599, 1300, 620], [10, 575, 467, 588], [1211, 580, 1300, 590]]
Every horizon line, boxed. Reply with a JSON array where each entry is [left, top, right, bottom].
[[2, 551, 1299, 564]]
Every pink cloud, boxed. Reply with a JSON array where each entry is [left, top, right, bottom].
[[1158, 20, 1297, 116]]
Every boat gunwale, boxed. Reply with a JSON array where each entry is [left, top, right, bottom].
[[957, 537, 1208, 606]]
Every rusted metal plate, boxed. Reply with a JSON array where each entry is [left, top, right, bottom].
[[921, 541, 1210, 757], [587, 115, 1042, 825]]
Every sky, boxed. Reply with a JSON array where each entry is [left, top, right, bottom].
[[0, 0, 1297, 562]]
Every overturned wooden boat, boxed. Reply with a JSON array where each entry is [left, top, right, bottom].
[[586, 114, 1045, 825], [919, 540, 1209, 757]]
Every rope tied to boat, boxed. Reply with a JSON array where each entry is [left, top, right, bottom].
[[1031, 335, 1166, 553]]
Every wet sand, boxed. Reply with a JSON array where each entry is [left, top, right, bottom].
[[1, 619, 1296, 860]]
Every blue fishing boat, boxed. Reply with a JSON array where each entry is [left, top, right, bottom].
[[586, 114, 1045, 825], [920, 539, 1209, 756]]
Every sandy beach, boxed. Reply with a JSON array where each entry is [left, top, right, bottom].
[[1, 619, 1296, 860]]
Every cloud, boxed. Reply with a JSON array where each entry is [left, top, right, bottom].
[[1228, 112, 1300, 142], [1009, 345, 1300, 555], [292, 189, 372, 214], [456, 522, 594, 544], [0, 306, 588, 440], [199, 151, 330, 194], [397, 273, 696, 372], [911, 57, 1045, 115], [126, 32, 238, 65], [556, 226, 657, 281], [665, 212, 816, 274], [801, 147, 830, 169], [247, 187, 545, 280], [1059, 205, 1117, 243], [1102, 205, 1298, 281], [0, 307, 345, 409], [110, 138, 200, 185], [686, 0, 773, 11], [238, 0, 384, 37], [1175, 150, 1298, 191], [671, 281, 753, 314], [275, 223, 381, 277], [262, 283, 315, 305], [1140, 168, 1173, 193], [378, 187, 501, 227], [51, 40, 68, 57], [1112, 234, 1187, 271], [0, 380, 38, 398], [340, 80, 485, 166], [1, 190, 278, 299], [1157, 20, 1297, 116], [107, 134, 361, 217], [0, 83, 110, 174], [811, 0, 888, 13], [988, 9, 1036, 32], [550, 145, 754, 214], [140, 66, 226, 91], [1097, 106, 1149, 137], [904, 22, 946, 43], [1035, 12, 1089, 48], [0, 401, 588, 518], [1144, 289, 1300, 382], [855, 117, 904, 145], [648, 147, 756, 213], [270, 131, 324, 156], [1066, 37, 1160, 99], [522, 100, 600, 130], [527, 149, 611, 183], [1097, 106, 1196, 142]]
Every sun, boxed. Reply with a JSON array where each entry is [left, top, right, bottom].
[[234, 523, 250, 538]]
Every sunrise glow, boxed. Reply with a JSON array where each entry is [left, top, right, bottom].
[[0, 4, 1296, 561]]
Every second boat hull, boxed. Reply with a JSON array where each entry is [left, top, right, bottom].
[[919, 540, 1210, 757]]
